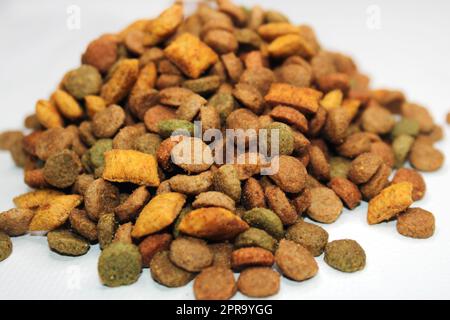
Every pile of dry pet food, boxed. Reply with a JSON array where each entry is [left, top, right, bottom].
[[0, 0, 445, 299]]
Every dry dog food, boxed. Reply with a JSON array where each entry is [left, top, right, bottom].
[[397, 208, 435, 239], [194, 266, 237, 300], [285, 221, 328, 257], [98, 242, 142, 287], [324, 240, 366, 273], [0, 0, 446, 300], [47, 230, 90, 256], [237, 267, 280, 298]]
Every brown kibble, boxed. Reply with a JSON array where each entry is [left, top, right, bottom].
[[328, 177, 361, 210], [114, 186, 151, 222], [397, 208, 435, 239], [144, 105, 177, 133], [209, 243, 233, 269], [194, 266, 237, 300], [171, 137, 213, 174], [103, 150, 160, 186], [222, 53, 244, 83], [150, 251, 195, 288], [231, 247, 275, 270], [265, 83, 322, 114], [35, 100, 63, 129], [52, 90, 84, 120], [242, 178, 266, 210], [269, 155, 307, 193], [348, 153, 383, 185], [392, 168, 426, 201], [292, 189, 312, 215], [401, 103, 434, 133], [275, 239, 318, 281], [92, 105, 126, 138], [145, 3, 184, 45], [265, 185, 297, 226], [361, 105, 395, 135], [367, 182, 413, 225], [237, 267, 280, 298], [139, 233, 173, 268], [169, 236, 213, 272], [84, 178, 120, 221], [69, 209, 97, 242], [192, 192, 236, 212], [0, 208, 35, 236], [164, 33, 218, 79], [233, 83, 265, 115], [370, 141, 395, 168], [409, 140, 444, 172], [82, 35, 118, 73], [178, 207, 249, 241], [323, 107, 351, 145], [308, 145, 330, 181], [204, 29, 238, 54], [337, 133, 372, 159], [360, 164, 391, 201], [307, 187, 343, 224], [269, 105, 308, 133]]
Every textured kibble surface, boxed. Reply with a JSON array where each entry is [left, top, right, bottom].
[[0, 0, 446, 300]]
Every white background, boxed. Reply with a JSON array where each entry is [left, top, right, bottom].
[[0, 0, 449, 300]]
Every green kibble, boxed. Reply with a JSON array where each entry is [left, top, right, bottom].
[[158, 119, 195, 139], [183, 76, 221, 94], [98, 242, 142, 287], [324, 239, 366, 273], [391, 118, 420, 139], [264, 122, 294, 156], [330, 157, 352, 179], [134, 133, 161, 155], [89, 139, 113, 168], [234, 228, 278, 253], [213, 165, 242, 202], [0, 232, 12, 262], [97, 213, 117, 250], [63, 65, 102, 100], [392, 134, 415, 168], [47, 230, 90, 256], [285, 221, 329, 257], [209, 93, 235, 124], [242, 208, 284, 240]]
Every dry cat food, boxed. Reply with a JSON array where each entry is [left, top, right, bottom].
[[0, 0, 445, 300]]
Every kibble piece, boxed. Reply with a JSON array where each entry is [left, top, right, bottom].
[[63, 65, 102, 99], [69, 209, 98, 242], [171, 137, 213, 174], [85, 95, 107, 118], [29, 195, 83, 232], [84, 178, 120, 221], [143, 105, 177, 134], [328, 177, 362, 209], [178, 207, 249, 241], [176, 94, 206, 121], [100, 59, 139, 105], [242, 208, 284, 240], [337, 133, 372, 159], [13, 189, 63, 210], [97, 213, 117, 249], [361, 105, 395, 134], [392, 134, 415, 168], [401, 103, 434, 133], [183, 76, 221, 95], [43, 150, 82, 189], [242, 178, 266, 210], [139, 233, 173, 268], [397, 208, 435, 239], [231, 247, 275, 269], [269, 106, 308, 133], [169, 171, 213, 195], [307, 187, 343, 224], [264, 122, 294, 156], [150, 251, 195, 288], [367, 182, 413, 225], [192, 192, 236, 212], [135, 133, 161, 155], [89, 139, 113, 168], [293, 189, 312, 215], [323, 107, 351, 145], [409, 141, 444, 172], [275, 239, 318, 281], [92, 105, 126, 138], [194, 266, 237, 300], [268, 34, 317, 59], [82, 35, 118, 73], [370, 141, 395, 168], [269, 155, 307, 193], [114, 186, 150, 223], [324, 239, 366, 273], [286, 221, 328, 257], [213, 165, 242, 201], [348, 153, 383, 185], [164, 33, 218, 79], [392, 168, 426, 201], [47, 230, 90, 256], [209, 243, 233, 269], [0, 232, 13, 262], [360, 164, 391, 201], [0, 208, 35, 236], [265, 83, 322, 114], [35, 100, 64, 129], [391, 118, 420, 139], [112, 125, 146, 150], [170, 237, 213, 272], [233, 83, 265, 114], [329, 157, 352, 179], [308, 145, 331, 181], [265, 185, 297, 226], [145, 3, 183, 44], [234, 228, 277, 253], [158, 119, 195, 138], [98, 242, 142, 287], [132, 193, 186, 238], [103, 150, 160, 186], [237, 267, 280, 298]]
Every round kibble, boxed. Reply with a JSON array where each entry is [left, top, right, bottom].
[[409, 141, 444, 172], [169, 237, 213, 272], [43, 150, 82, 189], [0, 232, 12, 262], [63, 65, 102, 99], [237, 267, 280, 298], [0, 208, 35, 237], [269, 155, 307, 193], [264, 122, 294, 156], [307, 187, 343, 224], [139, 233, 173, 268], [286, 221, 328, 257], [92, 105, 126, 138], [348, 152, 382, 185], [98, 242, 142, 287], [275, 239, 318, 281], [324, 239, 366, 273], [397, 208, 435, 239], [328, 177, 362, 209], [194, 267, 237, 300], [150, 251, 195, 288], [47, 230, 90, 256], [213, 165, 242, 201], [392, 168, 426, 201]]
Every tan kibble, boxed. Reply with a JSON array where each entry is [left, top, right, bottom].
[[35, 100, 63, 129], [52, 90, 84, 120], [265, 83, 322, 114], [307, 187, 343, 224], [275, 239, 318, 281], [397, 208, 435, 239]]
